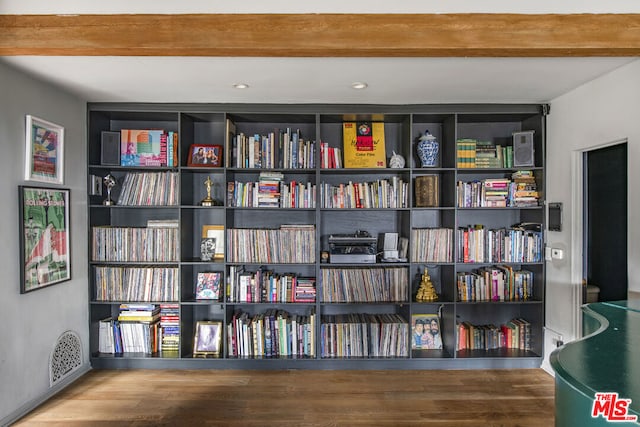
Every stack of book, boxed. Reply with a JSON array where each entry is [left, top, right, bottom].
[[159, 303, 180, 356], [116, 304, 161, 354], [456, 266, 534, 302], [257, 171, 283, 207], [457, 178, 510, 208], [509, 170, 539, 207]]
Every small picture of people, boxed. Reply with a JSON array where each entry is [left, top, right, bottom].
[[411, 314, 443, 350], [188, 145, 222, 167]]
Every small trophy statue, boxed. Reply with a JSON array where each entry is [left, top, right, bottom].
[[200, 176, 216, 207], [416, 268, 439, 302], [103, 174, 117, 206]]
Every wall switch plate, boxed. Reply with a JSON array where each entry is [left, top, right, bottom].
[[551, 248, 564, 260], [545, 247, 552, 261]]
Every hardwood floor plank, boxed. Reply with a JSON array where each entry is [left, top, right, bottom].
[[14, 369, 554, 426]]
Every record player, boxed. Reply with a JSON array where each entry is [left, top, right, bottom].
[[328, 230, 377, 264]]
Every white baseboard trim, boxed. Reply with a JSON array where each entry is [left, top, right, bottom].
[[1, 364, 91, 427]]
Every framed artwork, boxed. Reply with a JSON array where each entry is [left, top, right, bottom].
[[19, 186, 71, 293], [411, 314, 443, 350], [195, 272, 222, 300], [202, 225, 224, 260], [193, 321, 222, 357], [188, 144, 222, 167], [25, 115, 65, 184]]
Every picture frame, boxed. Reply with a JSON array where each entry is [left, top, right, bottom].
[[195, 272, 222, 300], [202, 225, 224, 260], [411, 314, 443, 350], [188, 144, 222, 167], [193, 320, 222, 357], [25, 115, 65, 184], [19, 186, 71, 293]]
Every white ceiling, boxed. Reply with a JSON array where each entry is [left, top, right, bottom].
[[2, 1, 638, 104], [2, 56, 637, 104]]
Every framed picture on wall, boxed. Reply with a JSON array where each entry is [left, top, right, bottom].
[[19, 186, 71, 293], [25, 115, 65, 184]]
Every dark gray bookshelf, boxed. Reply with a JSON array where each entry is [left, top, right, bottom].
[[87, 103, 546, 369]]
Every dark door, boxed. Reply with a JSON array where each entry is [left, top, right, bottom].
[[584, 142, 627, 302]]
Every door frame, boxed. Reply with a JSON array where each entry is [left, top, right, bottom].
[[570, 138, 627, 338]]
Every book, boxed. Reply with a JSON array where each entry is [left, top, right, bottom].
[[414, 175, 439, 207], [343, 122, 386, 168], [196, 272, 222, 300], [411, 314, 443, 350], [120, 129, 168, 166]]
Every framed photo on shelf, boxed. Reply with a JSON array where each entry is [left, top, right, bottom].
[[195, 272, 222, 300], [188, 144, 222, 167], [411, 314, 443, 350], [19, 186, 71, 293], [25, 115, 65, 184], [202, 225, 224, 260], [193, 321, 222, 357]]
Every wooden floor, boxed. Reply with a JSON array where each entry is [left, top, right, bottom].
[[14, 369, 554, 426]]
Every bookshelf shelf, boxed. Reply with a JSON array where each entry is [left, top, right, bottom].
[[87, 103, 546, 369]]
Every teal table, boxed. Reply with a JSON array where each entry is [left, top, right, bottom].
[[551, 300, 640, 426]]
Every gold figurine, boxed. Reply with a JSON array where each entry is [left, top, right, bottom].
[[200, 176, 215, 207], [416, 268, 439, 302]]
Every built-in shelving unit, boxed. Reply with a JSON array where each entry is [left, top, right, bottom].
[[88, 104, 546, 369]]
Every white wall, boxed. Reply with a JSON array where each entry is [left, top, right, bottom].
[[543, 59, 640, 368], [0, 61, 89, 424]]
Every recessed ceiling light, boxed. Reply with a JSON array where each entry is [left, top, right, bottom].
[[351, 82, 368, 90], [233, 83, 249, 89]]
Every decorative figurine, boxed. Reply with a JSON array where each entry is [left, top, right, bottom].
[[103, 174, 117, 206], [389, 151, 406, 168], [200, 176, 219, 207], [416, 130, 439, 167], [416, 268, 439, 302]]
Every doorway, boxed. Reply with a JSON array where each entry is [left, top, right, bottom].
[[582, 142, 628, 304]]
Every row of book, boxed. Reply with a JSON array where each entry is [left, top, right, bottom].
[[230, 129, 315, 169], [456, 174, 540, 208], [159, 303, 180, 353], [94, 266, 179, 302], [456, 318, 532, 352], [226, 266, 317, 303], [91, 225, 179, 262], [320, 313, 409, 358], [227, 309, 316, 358], [410, 228, 454, 263], [120, 129, 179, 167], [320, 268, 408, 303], [456, 139, 515, 168], [226, 175, 317, 208], [319, 141, 343, 169], [456, 267, 534, 302], [457, 223, 543, 263], [116, 172, 179, 206], [319, 178, 409, 209], [226, 225, 316, 263]]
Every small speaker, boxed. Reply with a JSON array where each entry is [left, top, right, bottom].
[[512, 130, 535, 167], [101, 131, 121, 165]]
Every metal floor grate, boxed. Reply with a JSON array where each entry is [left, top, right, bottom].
[[49, 330, 82, 387]]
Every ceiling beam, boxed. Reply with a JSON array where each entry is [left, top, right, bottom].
[[1, 13, 640, 57]]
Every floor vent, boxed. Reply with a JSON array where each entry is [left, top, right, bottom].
[[50, 330, 82, 387]]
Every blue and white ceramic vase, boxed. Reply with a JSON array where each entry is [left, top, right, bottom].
[[417, 130, 439, 167]]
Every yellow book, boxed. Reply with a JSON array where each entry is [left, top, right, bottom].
[[343, 122, 386, 168]]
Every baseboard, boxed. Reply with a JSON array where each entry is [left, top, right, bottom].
[[1, 364, 91, 427]]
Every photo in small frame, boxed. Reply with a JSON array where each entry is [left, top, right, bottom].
[[25, 115, 65, 184], [195, 272, 222, 300], [19, 186, 71, 293], [411, 314, 443, 350], [200, 237, 216, 262], [188, 144, 222, 167], [193, 321, 222, 357], [202, 225, 224, 260]]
